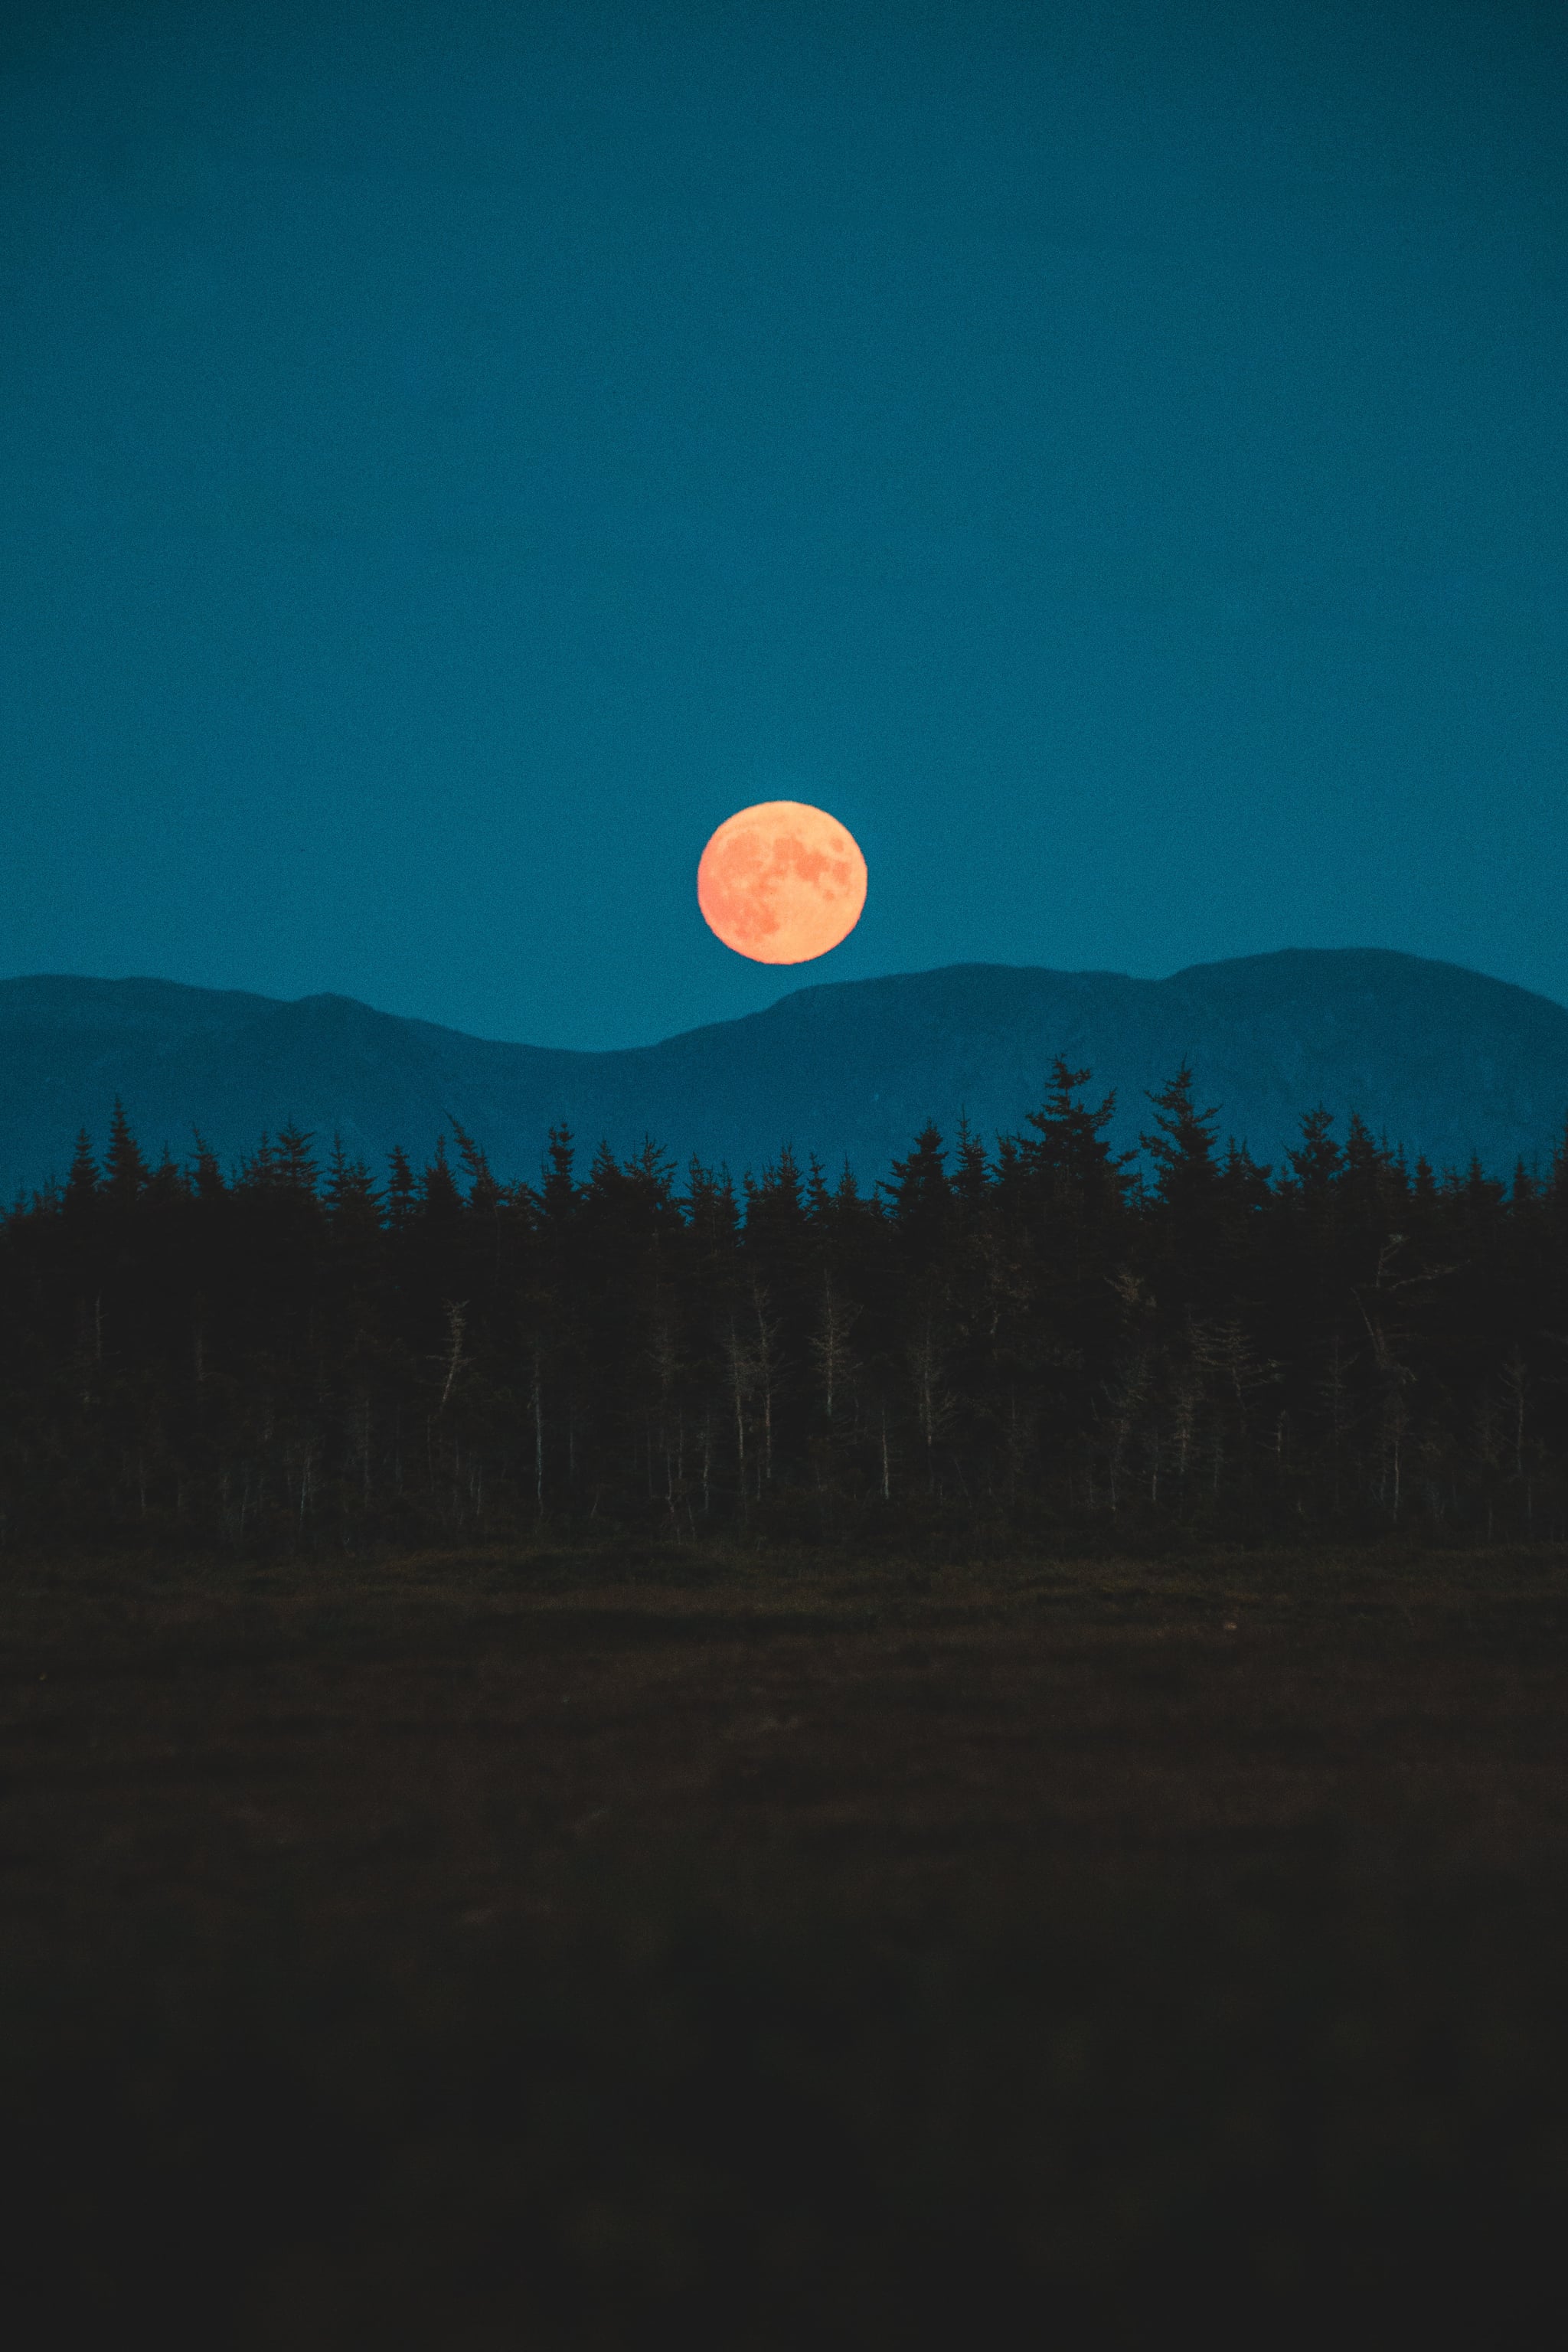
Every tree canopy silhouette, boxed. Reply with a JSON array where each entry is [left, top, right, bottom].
[[2, 1067, 1566, 1551]]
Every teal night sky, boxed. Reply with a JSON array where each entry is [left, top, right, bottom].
[[2, 1, 1565, 1046]]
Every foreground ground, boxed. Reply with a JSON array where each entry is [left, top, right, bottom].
[[5, 1538, 1568, 2344]]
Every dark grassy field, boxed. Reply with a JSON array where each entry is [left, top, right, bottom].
[[6, 1539, 1568, 2345]]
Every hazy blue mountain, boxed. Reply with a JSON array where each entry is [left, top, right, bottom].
[[3, 950, 1566, 1201]]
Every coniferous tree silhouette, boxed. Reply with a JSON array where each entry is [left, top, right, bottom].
[[2, 1073, 1566, 1552]]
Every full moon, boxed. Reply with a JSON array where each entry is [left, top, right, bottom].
[[697, 801, 867, 965]]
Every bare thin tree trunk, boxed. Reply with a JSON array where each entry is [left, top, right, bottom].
[[533, 1354, 545, 1513], [439, 1302, 469, 1410], [752, 1284, 779, 1490]]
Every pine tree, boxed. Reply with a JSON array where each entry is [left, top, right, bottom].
[[539, 1127, 578, 1227], [420, 1135, 463, 1223], [385, 1146, 417, 1235], [273, 1125, 318, 1194], [188, 1131, 227, 1201], [450, 1120, 503, 1217], [63, 1129, 99, 1219], [1020, 1058, 1132, 1209], [885, 1125, 952, 1265], [1141, 1064, 1222, 1216], [103, 1100, 149, 1207], [1286, 1106, 1341, 1200], [952, 1116, 990, 1221], [325, 1137, 381, 1231]]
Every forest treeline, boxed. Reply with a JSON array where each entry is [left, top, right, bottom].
[[5, 1060, 1568, 1551]]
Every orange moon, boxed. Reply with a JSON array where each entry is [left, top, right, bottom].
[[697, 800, 867, 965]]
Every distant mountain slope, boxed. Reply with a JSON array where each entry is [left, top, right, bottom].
[[2, 950, 1566, 1200]]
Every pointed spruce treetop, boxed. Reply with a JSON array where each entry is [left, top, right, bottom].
[[103, 1099, 149, 1207]]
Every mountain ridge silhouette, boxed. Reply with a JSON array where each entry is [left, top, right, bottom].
[[3, 948, 1566, 1197]]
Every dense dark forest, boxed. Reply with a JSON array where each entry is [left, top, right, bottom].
[[6, 1060, 1568, 1552]]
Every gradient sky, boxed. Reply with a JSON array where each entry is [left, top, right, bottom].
[[2, 0, 1565, 1047]]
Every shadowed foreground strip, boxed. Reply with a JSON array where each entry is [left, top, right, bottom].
[[5, 1541, 1568, 2343]]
